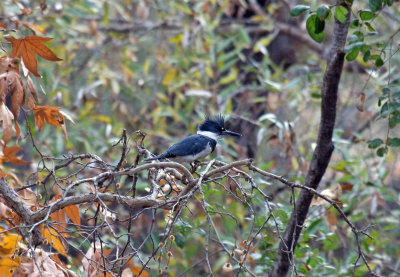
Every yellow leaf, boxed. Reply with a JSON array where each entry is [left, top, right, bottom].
[[90, 115, 111, 124], [0, 257, 19, 276], [42, 228, 67, 257], [219, 67, 238, 85], [169, 34, 182, 44], [0, 233, 21, 255], [143, 59, 150, 75], [162, 68, 176, 86], [205, 66, 213, 78]]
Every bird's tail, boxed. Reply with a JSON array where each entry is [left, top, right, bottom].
[[144, 153, 167, 162]]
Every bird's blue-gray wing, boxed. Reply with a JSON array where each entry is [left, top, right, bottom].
[[165, 135, 214, 157]]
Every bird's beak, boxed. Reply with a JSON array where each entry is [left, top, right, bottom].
[[222, 130, 241, 137]]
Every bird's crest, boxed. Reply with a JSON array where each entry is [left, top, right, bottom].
[[199, 114, 225, 131]]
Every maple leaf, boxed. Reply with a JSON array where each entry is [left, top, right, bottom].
[[5, 35, 62, 77], [28, 98, 74, 139], [0, 145, 30, 165]]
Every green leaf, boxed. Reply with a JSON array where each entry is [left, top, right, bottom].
[[375, 57, 384, 67], [376, 147, 388, 157], [365, 22, 376, 31], [361, 44, 371, 53], [349, 19, 359, 28], [314, 16, 325, 34], [335, 6, 348, 23], [360, 9, 375, 21], [368, 138, 383, 149], [363, 50, 371, 62], [388, 138, 400, 147], [306, 14, 324, 43], [317, 5, 330, 20], [369, 0, 382, 11], [346, 47, 359, 61], [290, 5, 310, 17]]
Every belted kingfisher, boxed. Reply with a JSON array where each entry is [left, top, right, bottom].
[[145, 115, 241, 162]]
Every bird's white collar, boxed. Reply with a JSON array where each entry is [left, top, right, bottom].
[[197, 130, 220, 141]]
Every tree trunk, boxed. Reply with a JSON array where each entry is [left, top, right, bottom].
[[271, 1, 352, 276]]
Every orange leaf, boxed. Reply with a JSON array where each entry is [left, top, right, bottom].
[[64, 204, 81, 227], [42, 228, 67, 257], [4, 35, 61, 77], [0, 146, 30, 165], [50, 209, 67, 234], [28, 98, 67, 137], [0, 172, 9, 178], [125, 266, 149, 277]]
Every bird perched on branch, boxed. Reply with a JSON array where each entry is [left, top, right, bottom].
[[145, 115, 241, 163]]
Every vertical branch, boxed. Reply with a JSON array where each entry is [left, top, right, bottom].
[[271, 1, 352, 276]]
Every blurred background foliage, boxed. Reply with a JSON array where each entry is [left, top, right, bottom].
[[1, 0, 400, 276]]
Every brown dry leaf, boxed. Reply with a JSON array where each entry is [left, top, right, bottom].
[[17, 188, 37, 206], [82, 242, 102, 277], [42, 227, 67, 257], [27, 75, 39, 102], [310, 185, 342, 207], [65, 204, 81, 227], [0, 56, 20, 74], [20, 8, 32, 15], [0, 201, 11, 219], [324, 209, 337, 232], [356, 92, 366, 112], [4, 35, 62, 77], [16, 249, 65, 276], [340, 182, 354, 192], [0, 22, 6, 29], [0, 70, 25, 139], [0, 145, 30, 165], [0, 103, 14, 145], [136, 0, 149, 20], [8, 72, 25, 139]]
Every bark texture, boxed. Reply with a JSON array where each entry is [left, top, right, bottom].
[[271, 1, 352, 276]]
